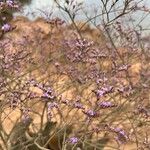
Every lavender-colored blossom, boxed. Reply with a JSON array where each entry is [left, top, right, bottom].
[[37, 83, 44, 90], [101, 86, 113, 94], [9, 92, 21, 109], [46, 87, 53, 94], [73, 101, 85, 110], [6, 0, 18, 9], [96, 79, 103, 84], [6, 0, 14, 7], [28, 79, 38, 86], [47, 111, 52, 120], [68, 137, 79, 144], [21, 107, 31, 124], [29, 83, 57, 100], [1, 24, 11, 32], [114, 128, 127, 137], [105, 124, 128, 141], [96, 89, 105, 97], [90, 49, 107, 59], [98, 101, 117, 108], [42, 92, 51, 98], [118, 64, 131, 71], [28, 92, 39, 99], [44, 88, 55, 98], [22, 117, 33, 127], [47, 102, 58, 120], [109, 127, 128, 144], [94, 86, 113, 99], [75, 38, 93, 50], [137, 106, 150, 118], [47, 102, 58, 109], [83, 109, 99, 118], [116, 131, 128, 144], [117, 85, 134, 97]]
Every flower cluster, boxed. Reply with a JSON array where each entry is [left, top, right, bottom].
[[0, 0, 149, 149], [137, 106, 150, 118], [64, 38, 94, 62], [107, 125, 128, 144], [73, 100, 85, 110], [20, 107, 31, 123], [67, 137, 79, 144], [114, 128, 128, 144], [0, 0, 19, 9], [93, 86, 113, 99], [97, 101, 117, 109], [29, 80, 56, 101], [48, 102, 59, 109], [42, 91, 56, 100], [8, 91, 21, 109], [47, 102, 59, 120], [117, 85, 134, 97], [82, 109, 100, 118], [118, 64, 131, 71], [1, 23, 11, 32], [74, 38, 94, 50]]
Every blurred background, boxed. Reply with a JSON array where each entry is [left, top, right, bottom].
[[15, 0, 150, 35]]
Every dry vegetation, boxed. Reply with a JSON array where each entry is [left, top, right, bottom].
[[0, 0, 150, 150]]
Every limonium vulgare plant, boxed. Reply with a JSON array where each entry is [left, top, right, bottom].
[[0, 0, 20, 38], [0, 0, 150, 150]]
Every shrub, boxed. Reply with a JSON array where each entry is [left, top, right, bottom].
[[0, 0, 150, 150]]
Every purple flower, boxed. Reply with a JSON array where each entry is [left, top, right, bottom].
[[41, 90, 56, 100], [115, 129, 128, 144], [22, 117, 33, 126], [6, 0, 14, 6], [109, 127, 128, 144], [21, 107, 31, 123], [101, 86, 113, 94], [68, 137, 79, 144], [6, 0, 18, 8], [96, 89, 105, 97], [83, 109, 99, 118], [117, 86, 133, 97], [29, 80, 56, 99], [137, 106, 149, 118], [73, 101, 85, 110], [42, 92, 52, 99], [47, 102, 58, 109], [118, 64, 131, 71], [77, 39, 93, 49], [114, 128, 127, 136], [47, 102, 58, 120], [94, 86, 113, 99], [1, 24, 11, 32], [106, 124, 129, 144], [98, 101, 117, 108]]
